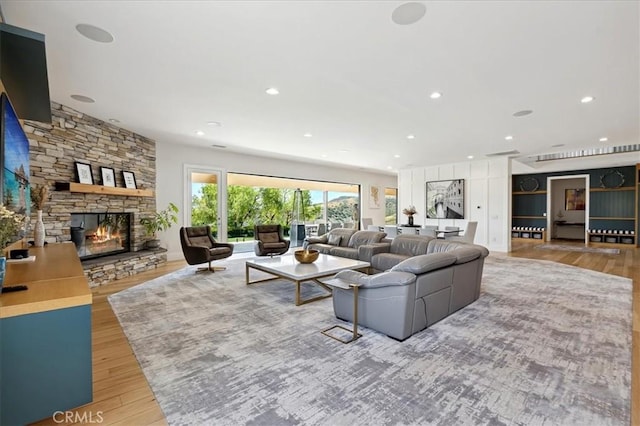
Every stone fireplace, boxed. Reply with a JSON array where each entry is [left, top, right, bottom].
[[23, 102, 167, 286], [70, 212, 132, 260]]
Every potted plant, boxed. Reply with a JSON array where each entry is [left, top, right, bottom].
[[140, 202, 179, 249], [402, 205, 417, 226]]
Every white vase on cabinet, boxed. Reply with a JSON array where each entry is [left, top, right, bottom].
[[34, 210, 45, 247]]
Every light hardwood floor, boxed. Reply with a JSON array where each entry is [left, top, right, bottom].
[[31, 240, 639, 425]]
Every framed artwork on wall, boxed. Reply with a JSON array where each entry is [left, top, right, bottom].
[[369, 185, 381, 209], [100, 166, 116, 187], [565, 188, 586, 210], [122, 171, 137, 189], [75, 162, 94, 185], [426, 179, 465, 219]]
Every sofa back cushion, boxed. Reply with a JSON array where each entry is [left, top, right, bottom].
[[347, 230, 386, 248], [390, 235, 432, 256], [327, 228, 357, 247]]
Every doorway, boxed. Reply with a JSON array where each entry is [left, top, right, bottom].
[[546, 175, 589, 244], [184, 165, 227, 242]]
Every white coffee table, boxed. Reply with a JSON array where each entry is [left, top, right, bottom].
[[245, 254, 370, 306]]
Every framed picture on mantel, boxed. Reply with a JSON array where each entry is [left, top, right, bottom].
[[100, 166, 116, 187], [122, 171, 137, 189], [75, 162, 94, 185]]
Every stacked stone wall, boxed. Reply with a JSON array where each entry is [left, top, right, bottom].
[[23, 102, 164, 285]]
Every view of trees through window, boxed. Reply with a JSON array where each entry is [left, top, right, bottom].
[[191, 174, 360, 243], [385, 187, 398, 224]]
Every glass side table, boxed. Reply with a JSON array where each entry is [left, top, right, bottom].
[[321, 280, 362, 344]]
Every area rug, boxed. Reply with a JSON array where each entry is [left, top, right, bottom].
[[109, 256, 632, 425], [535, 244, 620, 255]]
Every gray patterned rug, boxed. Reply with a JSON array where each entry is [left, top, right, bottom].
[[535, 244, 621, 254], [109, 255, 632, 425]]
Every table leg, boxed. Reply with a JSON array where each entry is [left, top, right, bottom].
[[351, 284, 359, 341]]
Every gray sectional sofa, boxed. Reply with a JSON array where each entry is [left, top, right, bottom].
[[328, 240, 489, 341], [303, 228, 387, 261]]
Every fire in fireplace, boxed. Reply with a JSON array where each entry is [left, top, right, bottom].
[[70, 213, 132, 260]]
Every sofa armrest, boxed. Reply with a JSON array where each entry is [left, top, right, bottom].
[[390, 252, 457, 274], [214, 242, 234, 250], [358, 242, 391, 262], [335, 269, 415, 289]]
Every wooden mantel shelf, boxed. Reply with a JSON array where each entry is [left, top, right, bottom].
[[55, 182, 154, 197]]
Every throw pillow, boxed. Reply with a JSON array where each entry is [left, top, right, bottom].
[[328, 234, 342, 246]]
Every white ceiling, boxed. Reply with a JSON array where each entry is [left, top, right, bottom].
[[2, 1, 639, 175]]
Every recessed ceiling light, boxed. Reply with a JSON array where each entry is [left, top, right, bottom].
[[321, 154, 328, 158], [394, 154, 401, 158], [513, 110, 533, 117], [467, 155, 474, 159], [195, 130, 205, 136], [265, 87, 279, 95], [581, 96, 595, 103], [303, 133, 313, 138], [387, 166, 393, 169], [391, 2, 427, 25], [407, 134, 415, 140], [505, 135, 514, 141], [429, 92, 442, 99], [70, 94, 95, 103], [599, 137, 608, 142], [108, 118, 119, 123], [207, 121, 221, 127], [338, 149, 349, 153], [75, 23, 114, 43]]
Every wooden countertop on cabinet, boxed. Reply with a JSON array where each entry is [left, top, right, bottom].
[[0, 242, 92, 319]]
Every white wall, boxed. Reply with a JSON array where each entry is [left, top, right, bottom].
[[156, 141, 397, 260], [398, 157, 511, 252]]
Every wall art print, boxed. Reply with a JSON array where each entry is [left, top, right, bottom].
[[426, 179, 464, 219], [369, 185, 381, 209]]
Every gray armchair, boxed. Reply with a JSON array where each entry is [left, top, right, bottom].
[[180, 226, 234, 272]]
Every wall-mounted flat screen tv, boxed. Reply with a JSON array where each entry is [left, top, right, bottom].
[[426, 179, 464, 219], [1, 92, 31, 216]]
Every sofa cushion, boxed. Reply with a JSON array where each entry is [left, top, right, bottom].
[[329, 246, 359, 260], [390, 235, 431, 256], [372, 253, 410, 272], [347, 230, 386, 248], [452, 247, 481, 264], [391, 252, 457, 274], [328, 234, 342, 246], [335, 269, 416, 289], [307, 243, 333, 254]]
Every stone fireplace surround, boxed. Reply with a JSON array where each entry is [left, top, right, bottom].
[[23, 102, 167, 286]]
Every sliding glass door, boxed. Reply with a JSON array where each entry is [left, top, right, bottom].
[[184, 165, 227, 241]]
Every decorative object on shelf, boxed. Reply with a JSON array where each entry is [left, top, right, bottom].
[[30, 184, 49, 247], [140, 202, 179, 249], [599, 169, 625, 189], [426, 180, 464, 219], [294, 249, 319, 264], [0, 204, 24, 252], [556, 209, 565, 220], [75, 161, 94, 184], [100, 166, 116, 187], [402, 205, 417, 226], [519, 177, 540, 192], [122, 170, 137, 189]]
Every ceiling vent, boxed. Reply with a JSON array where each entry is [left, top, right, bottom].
[[535, 144, 640, 162], [486, 149, 520, 157]]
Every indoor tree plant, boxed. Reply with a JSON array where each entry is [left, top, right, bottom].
[[140, 202, 179, 249]]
